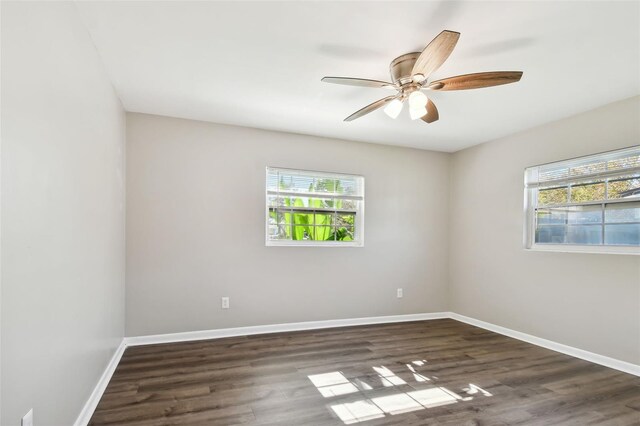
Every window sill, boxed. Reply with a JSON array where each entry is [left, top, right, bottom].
[[266, 240, 363, 248], [526, 243, 640, 255]]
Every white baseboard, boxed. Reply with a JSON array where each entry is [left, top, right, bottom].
[[124, 312, 450, 346], [449, 312, 640, 377], [125, 312, 640, 376], [74, 339, 127, 426]]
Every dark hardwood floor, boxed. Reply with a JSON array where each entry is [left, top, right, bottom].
[[89, 319, 640, 425]]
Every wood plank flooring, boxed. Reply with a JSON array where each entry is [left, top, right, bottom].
[[90, 319, 640, 425]]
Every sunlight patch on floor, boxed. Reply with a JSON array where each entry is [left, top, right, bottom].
[[373, 365, 407, 386], [371, 393, 423, 415], [308, 372, 360, 398], [408, 387, 460, 408], [331, 400, 385, 424], [308, 362, 494, 424]]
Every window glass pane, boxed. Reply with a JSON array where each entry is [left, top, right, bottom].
[[337, 213, 355, 227], [536, 224, 602, 245], [536, 209, 566, 225], [292, 225, 338, 242], [295, 196, 311, 209], [279, 196, 294, 207], [566, 225, 602, 245], [608, 176, 640, 199], [570, 181, 605, 203], [288, 196, 307, 208], [282, 213, 355, 241], [314, 214, 333, 241], [332, 226, 354, 241], [308, 197, 336, 210], [314, 213, 333, 226], [292, 212, 311, 226], [604, 224, 640, 245], [339, 199, 357, 210], [268, 224, 290, 240], [308, 226, 319, 240], [267, 225, 278, 239], [280, 196, 335, 209], [537, 187, 568, 206], [280, 196, 349, 211], [314, 225, 333, 241], [534, 202, 640, 247], [267, 196, 282, 207], [605, 202, 640, 223], [566, 205, 602, 224], [536, 206, 602, 225], [268, 210, 288, 226], [536, 225, 567, 244], [292, 225, 310, 240]]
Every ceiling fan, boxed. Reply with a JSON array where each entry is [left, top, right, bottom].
[[321, 30, 523, 124]]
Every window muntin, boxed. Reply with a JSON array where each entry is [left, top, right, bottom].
[[525, 146, 640, 253], [266, 167, 364, 246]]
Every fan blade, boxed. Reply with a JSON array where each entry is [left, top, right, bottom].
[[411, 30, 460, 78], [428, 71, 523, 91], [322, 77, 396, 89], [344, 96, 398, 121], [421, 99, 439, 124]]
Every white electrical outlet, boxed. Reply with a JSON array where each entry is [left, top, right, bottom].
[[397, 288, 403, 298], [221, 297, 230, 309], [21, 409, 33, 426]]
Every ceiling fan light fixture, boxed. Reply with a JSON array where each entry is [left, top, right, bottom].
[[409, 106, 428, 120], [408, 91, 428, 109], [408, 91, 428, 119], [383, 98, 404, 119]]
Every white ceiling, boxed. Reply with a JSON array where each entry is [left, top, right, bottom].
[[75, 1, 640, 152]]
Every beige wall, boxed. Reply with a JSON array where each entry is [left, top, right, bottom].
[[1, 2, 126, 425], [125, 113, 450, 336], [449, 96, 640, 364], [127, 100, 640, 366]]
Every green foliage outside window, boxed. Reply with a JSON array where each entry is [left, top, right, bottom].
[[270, 178, 355, 241]]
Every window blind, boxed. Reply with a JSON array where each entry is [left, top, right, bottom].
[[525, 146, 640, 189], [267, 168, 364, 200]]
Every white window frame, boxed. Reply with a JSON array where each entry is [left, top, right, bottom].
[[524, 146, 640, 255], [265, 167, 365, 247]]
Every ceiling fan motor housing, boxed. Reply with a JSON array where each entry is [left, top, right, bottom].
[[389, 52, 421, 85]]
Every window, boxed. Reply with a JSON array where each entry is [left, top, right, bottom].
[[266, 167, 364, 246], [524, 146, 640, 254]]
